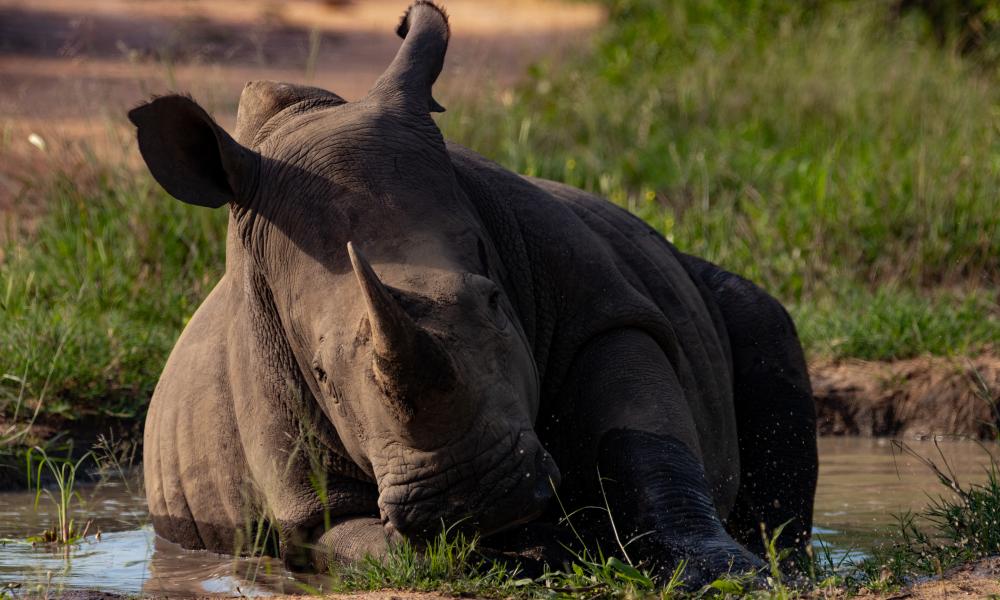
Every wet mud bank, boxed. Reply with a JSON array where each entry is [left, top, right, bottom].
[[812, 354, 1000, 439]]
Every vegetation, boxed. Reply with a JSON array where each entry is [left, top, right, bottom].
[[327, 519, 795, 598], [0, 0, 997, 422], [25, 446, 94, 545], [319, 439, 1000, 598], [1, 170, 226, 420], [439, 0, 1000, 361]]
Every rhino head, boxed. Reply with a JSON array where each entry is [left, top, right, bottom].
[[129, 1, 560, 540]]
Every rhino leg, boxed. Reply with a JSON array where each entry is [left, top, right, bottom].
[[309, 517, 391, 572], [680, 255, 817, 559], [553, 329, 763, 586]]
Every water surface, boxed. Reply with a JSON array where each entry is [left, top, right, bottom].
[[0, 437, 994, 595]]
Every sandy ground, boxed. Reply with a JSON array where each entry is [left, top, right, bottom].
[[0, 0, 603, 210]]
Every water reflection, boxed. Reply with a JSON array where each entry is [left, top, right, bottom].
[[0, 437, 995, 595]]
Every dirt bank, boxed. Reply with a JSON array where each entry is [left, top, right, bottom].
[[812, 354, 1000, 439]]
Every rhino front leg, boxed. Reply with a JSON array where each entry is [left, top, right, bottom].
[[308, 517, 392, 572], [597, 429, 763, 585], [551, 328, 763, 587]]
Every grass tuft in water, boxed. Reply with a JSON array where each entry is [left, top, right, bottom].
[[25, 446, 95, 545]]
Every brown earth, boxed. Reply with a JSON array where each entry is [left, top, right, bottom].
[[0, 0, 604, 214], [850, 557, 1000, 600], [812, 354, 1000, 440]]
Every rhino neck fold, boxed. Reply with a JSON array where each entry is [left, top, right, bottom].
[[446, 143, 547, 385]]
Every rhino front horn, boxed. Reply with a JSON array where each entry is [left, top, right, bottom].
[[367, 1, 449, 113], [347, 242, 455, 421]]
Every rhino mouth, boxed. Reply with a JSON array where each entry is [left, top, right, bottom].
[[375, 430, 560, 539]]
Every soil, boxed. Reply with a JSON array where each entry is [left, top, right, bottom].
[[853, 557, 1000, 600], [0, 0, 604, 215], [812, 354, 1000, 440]]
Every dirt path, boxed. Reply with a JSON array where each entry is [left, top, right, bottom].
[[0, 0, 603, 208]]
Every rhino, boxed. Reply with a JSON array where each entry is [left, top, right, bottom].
[[129, 0, 817, 584]]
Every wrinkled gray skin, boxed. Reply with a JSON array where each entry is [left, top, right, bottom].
[[131, 1, 817, 584]]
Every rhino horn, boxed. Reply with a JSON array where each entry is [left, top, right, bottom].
[[347, 242, 455, 421], [367, 1, 449, 113]]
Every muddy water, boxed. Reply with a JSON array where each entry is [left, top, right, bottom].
[[813, 437, 995, 559], [0, 437, 994, 596]]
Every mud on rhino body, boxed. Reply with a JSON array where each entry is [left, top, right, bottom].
[[130, 0, 817, 583]]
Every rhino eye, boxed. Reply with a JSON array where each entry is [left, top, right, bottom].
[[488, 290, 509, 331]]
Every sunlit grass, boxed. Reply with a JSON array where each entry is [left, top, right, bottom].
[[0, 168, 226, 421], [1, 0, 997, 423], [440, 0, 999, 357]]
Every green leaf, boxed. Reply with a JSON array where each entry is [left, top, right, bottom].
[[709, 577, 745, 594]]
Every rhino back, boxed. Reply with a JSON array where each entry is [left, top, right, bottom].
[[446, 142, 738, 486]]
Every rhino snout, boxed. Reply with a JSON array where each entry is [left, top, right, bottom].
[[377, 442, 561, 540]]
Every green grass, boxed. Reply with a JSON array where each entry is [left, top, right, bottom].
[[844, 438, 1000, 593], [24, 447, 94, 545], [439, 0, 1000, 359], [1, 0, 998, 422], [316, 444, 1000, 598], [324, 520, 805, 599], [1, 169, 225, 421]]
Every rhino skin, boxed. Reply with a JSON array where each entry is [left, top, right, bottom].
[[129, 0, 817, 584]]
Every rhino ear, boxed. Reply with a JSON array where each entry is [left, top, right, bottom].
[[367, 1, 449, 113], [128, 95, 256, 208]]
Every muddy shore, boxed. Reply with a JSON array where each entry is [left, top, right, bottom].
[[813, 354, 1000, 439]]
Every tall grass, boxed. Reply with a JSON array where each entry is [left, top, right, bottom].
[[440, 0, 1000, 359], [849, 441, 1000, 592], [1, 0, 998, 422], [0, 168, 225, 420]]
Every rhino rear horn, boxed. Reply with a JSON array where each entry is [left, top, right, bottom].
[[347, 242, 455, 421], [367, 1, 449, 113]]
